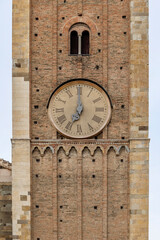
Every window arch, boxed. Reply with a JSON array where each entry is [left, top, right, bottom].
[[70, 31, 78, 55], [69, 23, 90, 55], [81, 30, 89, 55]]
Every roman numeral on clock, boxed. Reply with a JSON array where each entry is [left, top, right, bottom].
[[95, 107, 104, 112], [88, 123, 94, 131], [77, 124, 82, 134], [77, 86, 82, 95], [65, 121, 72, 131], [56, 108, 64, 113], [93, 97, 101, 104], [66, 90, 73, 98], [87, 88, 93, 97], [57, 114, 67, 124], [57, 97, 66, 104], [92, 115, 102, 123]]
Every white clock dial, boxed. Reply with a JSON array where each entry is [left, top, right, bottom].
[[48, 79, 112, 139]]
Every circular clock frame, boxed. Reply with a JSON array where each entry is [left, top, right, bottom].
[[47, 79, 112, 139]]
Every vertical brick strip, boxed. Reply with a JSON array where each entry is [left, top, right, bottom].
[[77, 0, 83, 16], [53, 151, 58, 240], [77, 150, 82, 240], [103, 149, 107, 240], [52, 0, 58, 139], [102, 0, 108, 139]]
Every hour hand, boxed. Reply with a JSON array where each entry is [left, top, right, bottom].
[[77, 103, 83, 115], [72, 112, 80, 122], [77, 87, 83, 115]]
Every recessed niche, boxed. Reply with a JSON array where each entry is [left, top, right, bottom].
[[34, 33, 38, 37], [35, 17, 39, 20], [96, 65, 99, 70], [60, 33, 62, 36], [35, 137, 39, 140], [121, 159, 124, 163], [60, 219, 63, 222], [59, 175, 62, 178], [122, 16, 126, 19], [121, 105, 125, 109], [120, 206, 124, 209], [36, 205, 39, 208], [15, 63, 21, 68], [34, 105, 39, 109], [62, 17, 65, 20], [59, 66, 62, 70], [97, 16, 100, 19], [34, 121, 38, 124], [60, 206, 63, 209], [36, 89, 39, 92], [59, 50, 62, 53], [35, 174, 39, 178], [124, 32, 127, 35], [35, 67, 38, 70], [94, 206, 97, 210], [37, 238, 40, 240], [120, 66, 123, 70], [121, 137, 125, 140], [92, 175, 96, 178], [98, 32, 101, 36], [64, 0, 66, 2], [58, 159, 62, 163], [92, 159, 95, 162], [36, 159, 40, 162]]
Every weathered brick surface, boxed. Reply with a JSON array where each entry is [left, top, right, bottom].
[[31, 0, 130, 141], [0, 183, 12, 240], [12, 0, 149, 239]]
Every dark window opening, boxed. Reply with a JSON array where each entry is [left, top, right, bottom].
[[70, 31, 78, 55], [81, 30, 89, 55]]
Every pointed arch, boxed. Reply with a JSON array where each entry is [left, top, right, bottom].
[[68, 146, 77, 157], [82, 146, 91, 157], [32, 146, 41, 155]]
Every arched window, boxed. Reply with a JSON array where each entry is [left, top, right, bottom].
[[70, 31, 78, 55], [81, 30, 89, 55]]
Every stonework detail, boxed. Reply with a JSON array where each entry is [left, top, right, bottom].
[[0, 160, 12, 240], [11, 0, 149, 239], [130, 1, 149, 239]]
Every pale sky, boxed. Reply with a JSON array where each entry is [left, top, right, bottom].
[[0, 0, 159, 239]]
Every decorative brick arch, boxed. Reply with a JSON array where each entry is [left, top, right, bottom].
[[62, 16, 98, 34]]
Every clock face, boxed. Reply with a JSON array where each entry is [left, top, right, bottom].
[[48, 79, 112, 139]]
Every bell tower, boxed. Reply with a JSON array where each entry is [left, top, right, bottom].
[[12, 0, 149, 239]]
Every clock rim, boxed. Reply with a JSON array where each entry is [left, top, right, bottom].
[[47, 79, 112, 139], [47, 78, 113, 109]]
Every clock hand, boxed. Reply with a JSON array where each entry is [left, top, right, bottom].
[[77, 86, 83, 115], [72, 87, 83, 122], [72, 112, 80, 122]]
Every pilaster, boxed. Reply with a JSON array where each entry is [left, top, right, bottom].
[[129, 1, 149, 239], [12, 0, 31, 239]]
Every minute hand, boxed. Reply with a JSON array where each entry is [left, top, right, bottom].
[[77, 87, 83, 115]]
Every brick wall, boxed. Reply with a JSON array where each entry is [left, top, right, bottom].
[[0, 162, 12, 240], [12, 0, 149, 239]]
